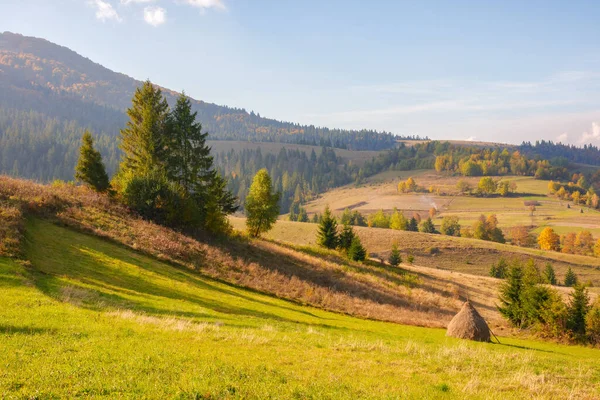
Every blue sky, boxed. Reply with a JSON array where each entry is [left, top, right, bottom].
[[3, 0, 600, 144]]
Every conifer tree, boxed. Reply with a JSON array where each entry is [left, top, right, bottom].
[[419, 217, 436, 234], [498, 263, 525, 326], [348, 236, 367, 262], [567, 284, 590, 336], [338, 223, 355, 252], [407, 217, 419, 232], [75, 131, 110, 192], [297, 207, 309, 222], [564, 266, 578, 287], [317, 206, 338, 249], [544, 263, 557, 285], [118, 80, 170, 178], [388, 243, 402, 266], [245, 169, 280, 237]]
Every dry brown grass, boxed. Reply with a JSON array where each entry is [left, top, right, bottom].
[[0, 200, 24, 257], [0, 175, 472, 329]]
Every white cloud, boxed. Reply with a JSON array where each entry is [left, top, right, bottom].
[[90, 0, 122, 21], [556, 132, 569, 142], [121, 0, 155, 4], [144, 6, 166, 26], [466, 136, 477, 141], [182, 0, 227, 11], [580, 122, 600, 143]]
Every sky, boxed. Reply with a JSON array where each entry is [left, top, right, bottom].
[[2, 0, 600, 145]]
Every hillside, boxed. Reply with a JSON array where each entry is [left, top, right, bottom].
[[0, 31, 407, 181], [2, 177, 600, 398]]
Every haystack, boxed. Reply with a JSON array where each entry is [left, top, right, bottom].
[[446, 301, 491, 342]]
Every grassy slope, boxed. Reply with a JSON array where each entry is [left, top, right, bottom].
[[229, 217, 600, 291], [2, 220, 600, 399]]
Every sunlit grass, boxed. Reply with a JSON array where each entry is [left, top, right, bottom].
[[2, 221, 600, 398]]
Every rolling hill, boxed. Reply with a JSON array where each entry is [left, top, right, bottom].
[[2, 176, 600, 398]]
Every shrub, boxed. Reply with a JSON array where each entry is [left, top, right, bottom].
[[388, 243, 401, 266], [122, 172, 199, 228]]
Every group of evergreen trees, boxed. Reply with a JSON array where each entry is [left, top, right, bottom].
[[75, 81, 237, 233], [316, 206, 366, 262], [497, 259, 600, 342]]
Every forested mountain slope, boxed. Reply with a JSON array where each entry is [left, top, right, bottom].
[[0, 32, 414, 181]]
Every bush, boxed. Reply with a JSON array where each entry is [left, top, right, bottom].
[[122, 172, 199, 228]]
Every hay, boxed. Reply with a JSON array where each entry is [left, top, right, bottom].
[[446, 301, 491, 342]]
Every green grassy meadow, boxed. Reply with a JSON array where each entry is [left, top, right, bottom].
[[2, 219, 600, 398]]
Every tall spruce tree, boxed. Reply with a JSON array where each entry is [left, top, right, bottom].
[[567, 284, 590, 336], [167, 93, 212, 193], [118, 80, 170, 179], [75, 131, 110, 192], [317, 206, 338, 249], [245, 169, 280, 237], [497, 263, 525, 326]]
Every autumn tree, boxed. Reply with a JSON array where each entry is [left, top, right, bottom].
[[75, 131, 110, 192], [245, 169, 280, 237], [389, 208, 408, 230], [477, 177, 497, 196], [440, 216, 461, 236], [538, 227, 560, 251]]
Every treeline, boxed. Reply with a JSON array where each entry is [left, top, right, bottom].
[[214, 147, 356, 213], [0, 108, 120, 181], [521, 140, 600, 166], [357, 141, 569, 181]]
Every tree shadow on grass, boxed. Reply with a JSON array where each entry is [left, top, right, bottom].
[[0, 324, 55, 335]]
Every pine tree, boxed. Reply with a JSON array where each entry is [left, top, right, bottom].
[[407, 217, 419, 232], [567, 284, 590, 336], [564, 266, 578, 287], [338, 223, 355, 252], [118, 80, 170, 178], [245, 169, 280, 237], [419, 217, 436, 234], [388, 243, 401, 266], [167, 93, 212, 194], [317, 206, 338, 249], [297, 207, 309, 222], [498, 263, 525, 326], [348, 237, 367, 262], [544, 263, 557, 285], [75, 131, 110, 192]]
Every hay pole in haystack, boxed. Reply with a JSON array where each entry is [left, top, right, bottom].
[[446, 301, 492, 342]]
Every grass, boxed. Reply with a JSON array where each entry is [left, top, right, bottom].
[[303, 170, 600, 238], [229, 217, 600, 290], [2, 220, 600, 398]]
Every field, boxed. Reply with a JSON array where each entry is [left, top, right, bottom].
[[3, 219, 600, 398], [230, 216, 600, 291], [302, 169, 600, 237], [207, 140, 382, 166]]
